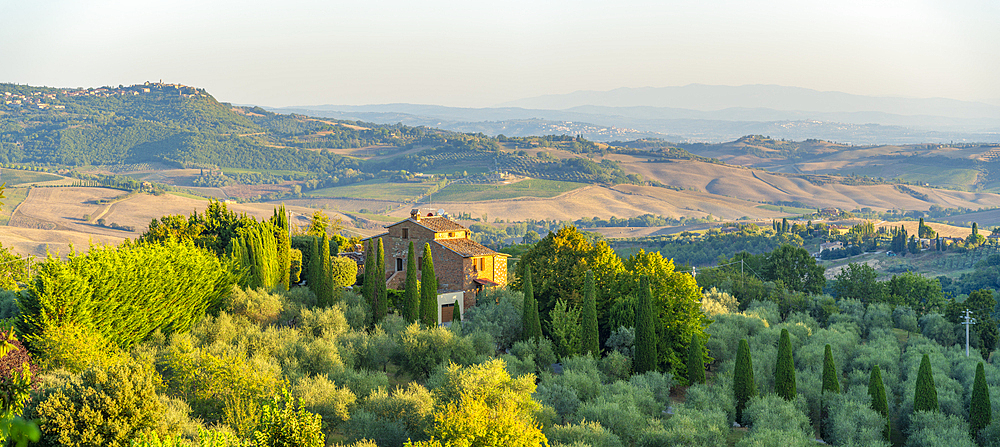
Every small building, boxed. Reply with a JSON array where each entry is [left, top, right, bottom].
[[366, 209, 509, 324], [819, 241, 843, 252]]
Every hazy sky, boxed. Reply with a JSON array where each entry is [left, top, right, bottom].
[[2, 0, 998, 107]]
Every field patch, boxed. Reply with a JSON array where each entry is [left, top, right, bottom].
[[426, 179, 586, 202], [756, 204, 816, 215], [0, 169, 65, 186], [309, 179, 437, 201]]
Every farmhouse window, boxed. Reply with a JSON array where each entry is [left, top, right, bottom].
[[396, 258, 403, 271], [402, 228, 409, 239]]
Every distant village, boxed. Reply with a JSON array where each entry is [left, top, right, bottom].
[[2, 81, 207, 110]]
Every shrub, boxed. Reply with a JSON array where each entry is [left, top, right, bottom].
[[604, 326, 634, 359], [574, 396, 657, 446], [397, 323, 457, 380], [227, 286, 284, 325], [701, 287, 738, 316], [599, 350, 631, 382], [546, 421, 623, 447], [343, 409, 411, 447], [737, 395, 813, 447], [252, 388, 324, 447], [30, 358, 164, 447], [510, 338, 557, 375], [463, 289, 523, 352], [905, 411, 975, 447], [640, 405, 727, 447], [824, 392, 889, 447], [893, 306, 919, 333], [330, 256, 358, 289], [298, 305, 349, 340], [293, 374, 356, 427], [361, 383, 435, 439], [535, 382, 581, 423]]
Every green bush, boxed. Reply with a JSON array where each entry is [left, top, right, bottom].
[[824, 392, 889, 447], [30, 358, 165, 447], [639, 405, 728, 447], [599, 351, 631, 382], [905, 411, 975, 447], [462, 289, 524, 352], [227, 286, 284, 325], [545, 421, 623, 447], [573, 395, 659, 446], [361, 383, 434, 440], [293, 374, 356, 427], [739, 394, 812, 443], [509, 338, 557, 375], [535, 382, 580, 423], [342, 409, 411, 447]]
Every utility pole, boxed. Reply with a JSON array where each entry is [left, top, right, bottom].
[[962, 309, 977, 357]]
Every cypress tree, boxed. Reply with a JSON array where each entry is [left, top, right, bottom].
[[580, 270, 600, 357], [734, 338, 757, 425], [312, 236, 323, 295], [521, 267, 541, 342], [453, 298, 462, 323], [374, 238, 387, 322], [272, 205, 291, 291], [973, 222, 979, 236], [404, 241, 419, 322], [822, 344, 840, 394], [970, 361, 992, 439], [319, 234, 333, 306], [362, 239, 375, 311], [634, 275, 658, 374], [774, 328, 796, 400], [420, 243, 438, 327], [686, 333, 705, 385], [913, 353, 939, 413], [868, 365, 890, 441]]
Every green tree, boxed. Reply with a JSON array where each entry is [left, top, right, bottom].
[[822, 344, 840, 395], [774, 328, 796, 400], [914, 353, 939, 413], [686, 333, 705, 385], [548, 299, 580, 358], [833, 262, 885, 303], [580, 270, 600, 357], [634, 276, 658, 374], [764, 244, 825, 294], [307, 210, 331, 238], [970, 362, 991, 440], [374, 238, 387, 323], [314, 237, 327, 297], [420, 243, 438, 327], [521, 267, 541, 342], [404, 241, 419, 322], [271, 205, 291, 291], [868, 365, 890, 442], [363, 240, 376, 313], [734, 339, 757, 425]]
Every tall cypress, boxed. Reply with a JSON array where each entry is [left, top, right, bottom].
[[272, 205, 291, 291], [319, 234, 333, 306], [822, 344, 840, 394], [362, 240, 375, 311], [311, 236, 323, 295], [970, 362, 992, 439], [686, 333, 705, 385], [734, 339, 757, 425], [580, 270, 600, 357], [521, 267, 542, 342], [420, 243, 438, 326], [913, 353, 938, 413], [374, 238, 387, 322], [868, 365, 890, 441], [404, 241, 419, 322], [634, 275, 658, 374], [774, 328, 796, 400], [453, 298, 462, 323]]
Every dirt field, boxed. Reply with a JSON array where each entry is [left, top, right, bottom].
[[0, 187, 363, 258]]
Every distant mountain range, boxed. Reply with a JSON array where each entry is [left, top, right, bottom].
[[270, 85, 1000, 144]]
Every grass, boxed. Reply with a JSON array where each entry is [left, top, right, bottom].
[[309, 179, 438, 201], [0, 169, 63, 186], [895, 166, 978, 189], [424, 179, 586, 202], [0, 187, 30, 225], [755, 204, 816, 215], [168, 191, 211, 201]]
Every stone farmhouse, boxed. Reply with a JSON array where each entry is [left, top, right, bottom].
[[366, 209, 509, 324]]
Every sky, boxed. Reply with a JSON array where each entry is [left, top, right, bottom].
[[2, 0, 998, 108]]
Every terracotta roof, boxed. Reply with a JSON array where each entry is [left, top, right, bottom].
[[435, 238, 508, 258], [388, 216, 467, 233]]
